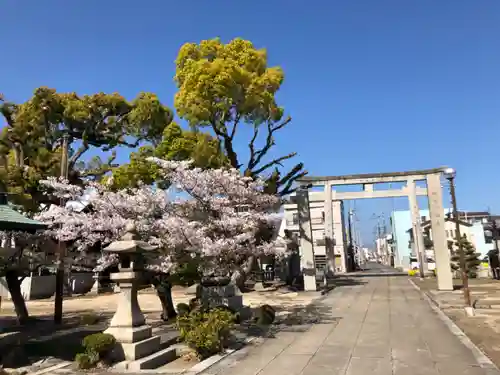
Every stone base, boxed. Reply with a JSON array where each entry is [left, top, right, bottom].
[[303, 275, 317, 292], [464, 306, 476, 317], [254, 282, 266, 291], [119, 336, 161, 361], [88, 279, 100, 295], [105, 325, 152, 343]]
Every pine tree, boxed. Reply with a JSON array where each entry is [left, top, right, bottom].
[[449, 235, 481, 278]]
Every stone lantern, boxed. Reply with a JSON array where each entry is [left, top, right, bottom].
[[103, 223, 163, 364]]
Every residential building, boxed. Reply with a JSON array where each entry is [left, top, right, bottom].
[[457, 211, 500, 251], [278, 192, 348, 273], [391, 209, 494, 268], [407, 216, 482, 253]]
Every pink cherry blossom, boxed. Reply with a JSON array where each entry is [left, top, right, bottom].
[[35, 159, 287, 276]]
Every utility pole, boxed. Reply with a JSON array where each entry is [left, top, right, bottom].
[[347, 210, 354, 272], [444, 168, 471, 307], [54, 134, 69, 324], [491, 212, 500, 279], [351, 210, 361, 270], [372, 213, 387, 264]]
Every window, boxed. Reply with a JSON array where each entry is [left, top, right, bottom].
[[292, 213, 299, 225], [314, 255, 327, 272], [311, 212, 324, 225]]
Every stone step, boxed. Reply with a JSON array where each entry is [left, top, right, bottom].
[[121, 335, 161, 360], [155, 330, 179, 348], [127, 346, 178, 370]]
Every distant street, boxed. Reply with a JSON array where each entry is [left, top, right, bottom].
[[350, 262, 407, 276], [201, 270, 500, 375]]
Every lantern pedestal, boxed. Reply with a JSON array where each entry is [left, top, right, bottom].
[[103, 225, 177, 369], [104, 271, 161, 361]]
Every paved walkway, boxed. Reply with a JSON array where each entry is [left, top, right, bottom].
[[202, 275, 500, 375]]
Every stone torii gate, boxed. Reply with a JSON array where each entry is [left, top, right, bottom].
[[295, 167, 453, 292]]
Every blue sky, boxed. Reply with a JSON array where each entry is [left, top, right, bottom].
[[1, 1, 499, 245]]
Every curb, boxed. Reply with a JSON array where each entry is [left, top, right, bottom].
[[408, 279, 500, 372], [186, 336, 257, 375]]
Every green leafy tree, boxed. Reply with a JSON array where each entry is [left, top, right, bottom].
[[0, 88, 173, 211], [448, 235, 481, 278], [174, 38, 307, 196], [0, 88, 173, 323], [108, 122, 228, 189]]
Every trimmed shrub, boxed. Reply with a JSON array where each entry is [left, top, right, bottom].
[[177, 302, 191, 316], [75, 353, 93, 369], [75, 332, 116, 369], [213, 305, 240, 323], [82, 333, 116, 357], [255, 304, 276, 325], [176, 308, 235, 359]]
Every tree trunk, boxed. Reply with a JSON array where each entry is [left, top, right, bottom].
[[287, 255, 294, 286], [230, 255, 256, 290], [156, 281, 177, 321], [5, 270, 29, 324]]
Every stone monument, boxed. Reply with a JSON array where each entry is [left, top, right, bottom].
[[103, 224, 175, 369], [196, 283, 243, 312]]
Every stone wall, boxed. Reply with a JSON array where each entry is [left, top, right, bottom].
[[21, 275, 57, 300], [69, 272, 94, 295]]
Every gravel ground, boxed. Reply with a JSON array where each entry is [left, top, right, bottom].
[[413, 277, 500, 368]]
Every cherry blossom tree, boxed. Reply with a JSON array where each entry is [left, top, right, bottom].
[[35, 158, 285, 318]]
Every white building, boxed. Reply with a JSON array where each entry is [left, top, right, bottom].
[[407, 216, 480, 257], [278, 192, 348, 274], [375, 234, 393, 265]]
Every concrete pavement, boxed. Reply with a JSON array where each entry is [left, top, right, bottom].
[[201, 273, 500, 375]]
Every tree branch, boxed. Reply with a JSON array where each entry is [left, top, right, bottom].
[[229, 114, 241, 140], [277, 162, 308, 196], [68, 141, 89, 170], [79, 152, 119, 180], [0, 100, 17, 128], [209, 113, 240, 169], [246, 126, 260, 174], [252, 152, 297, 176], [249, 116, 291, 171]]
